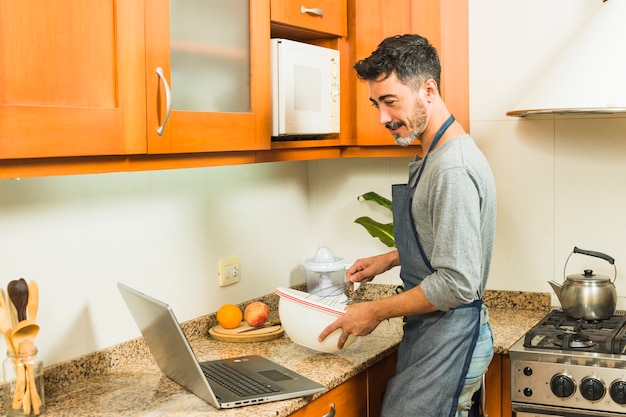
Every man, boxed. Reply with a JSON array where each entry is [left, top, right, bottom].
[[318, 34, 496, 417]]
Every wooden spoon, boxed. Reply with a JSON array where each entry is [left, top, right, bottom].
[[27, 280, 39, 322], [7, 278, 29, 322], [10, 322, 40, 413], [11, 320, 40, 348]]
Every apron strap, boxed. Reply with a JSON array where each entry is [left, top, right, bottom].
[[409, 114, 455, 273]]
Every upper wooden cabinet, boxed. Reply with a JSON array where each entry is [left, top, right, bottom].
[[145, 0, 270, 154], [346, 0, 469, 147], [0, 0, 147, 159], [0, 0, 467, 176], [0, 0, 271, 161], [271, 0, 347, 37]]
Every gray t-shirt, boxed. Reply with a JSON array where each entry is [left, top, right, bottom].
[[408, 134, 496, 311]]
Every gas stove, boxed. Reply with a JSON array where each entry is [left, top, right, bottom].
[[510, 309, 626, 416]]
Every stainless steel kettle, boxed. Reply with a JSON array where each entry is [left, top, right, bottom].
[[548, 247, 617, 320]]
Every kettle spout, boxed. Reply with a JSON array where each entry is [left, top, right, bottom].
[[548, 281, 563, 301]]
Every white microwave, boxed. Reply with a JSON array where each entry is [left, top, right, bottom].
[[270, 39, 340, 137]]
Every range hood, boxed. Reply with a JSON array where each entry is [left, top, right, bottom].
[[507, 0, 626, 117]]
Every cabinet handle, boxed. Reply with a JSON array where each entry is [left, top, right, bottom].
[[155, 67, 172, 136], [321, 402, 335, 417], [300, 6, 324, 18]]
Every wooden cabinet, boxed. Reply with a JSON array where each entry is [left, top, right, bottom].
[[362, 352, 512, 417], [0, 0, 469, 177], [290, 351, 511, 417], [345, 0, 469, 148], [359, 351, 510, 417], [290, 370, 367, 417], [484, 354, 512, 417], [0, 0, 147, 159], [290, 352, 398, 417], [0, 0, 270, 162], [502, 355, 512, 417], [271, 0, 347, 37], [367, 351, 397, 417], [145, 0, 270, 154], [363, 351, 511, 417]]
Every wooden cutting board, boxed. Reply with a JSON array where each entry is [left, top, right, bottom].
[[209, 322, 284, 343]]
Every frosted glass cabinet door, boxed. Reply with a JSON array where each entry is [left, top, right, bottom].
[[170, 0, 250, 113], [145, 0, 271, 154]]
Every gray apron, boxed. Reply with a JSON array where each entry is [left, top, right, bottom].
[[381, 116, 482, 417]]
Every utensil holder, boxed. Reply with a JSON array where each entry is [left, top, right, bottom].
[[1, 347, 44, 416]]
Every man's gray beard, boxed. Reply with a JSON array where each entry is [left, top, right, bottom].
[[394, 132, 419, 147]]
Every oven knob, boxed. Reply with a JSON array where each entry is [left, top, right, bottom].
[[609, 380, 626, 404], [580, 377, 605, 401], [523, 367, 532, 376], [550, 374, 576, 398], [523, 388, 533, 397]]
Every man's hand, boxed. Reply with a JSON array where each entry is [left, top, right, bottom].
[[318, 301, 382, 349], [346, 251, 400, 289]]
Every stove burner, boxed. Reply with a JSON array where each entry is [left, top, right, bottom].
[[523, 310, 626, 354], [555, 332, 594, 349]]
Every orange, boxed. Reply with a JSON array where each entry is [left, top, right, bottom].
[[217, 304, 243, 329]]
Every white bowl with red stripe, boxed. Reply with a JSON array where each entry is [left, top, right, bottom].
[[275, 287, 358, 353]]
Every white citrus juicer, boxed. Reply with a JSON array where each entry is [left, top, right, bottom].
[[303, 247, 348, 297]]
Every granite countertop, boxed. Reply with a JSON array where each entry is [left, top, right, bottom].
[[35, 285, 550, 417]]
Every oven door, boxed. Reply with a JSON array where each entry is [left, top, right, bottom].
[[514, 403, 626, 416]]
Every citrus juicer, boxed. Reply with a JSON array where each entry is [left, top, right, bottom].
[[303, 246, 348, 298]]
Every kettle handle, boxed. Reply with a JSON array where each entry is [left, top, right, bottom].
[[564, 247, 617, 283], [573, 246, 615, 265]]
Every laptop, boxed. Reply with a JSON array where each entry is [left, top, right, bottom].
[[117, 283, 325, 409]]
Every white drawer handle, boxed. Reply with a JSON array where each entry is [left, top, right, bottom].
[[321, 402, 335, 417], [155, 67, 172, 136], [301, 6, 324, 18]]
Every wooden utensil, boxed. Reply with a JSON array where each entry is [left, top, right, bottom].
[[7, 278, 29, 322], [11, 359, 26, 410], [11, 320, 40, 348], [10, 321, 40, 413], [23, 363, 31, 415], [0, 289, 15, 353], [24, 281, 42, 415], [19, 339, 42, 415], [0, 290, 25, 411], [27, 280, 39, 322]]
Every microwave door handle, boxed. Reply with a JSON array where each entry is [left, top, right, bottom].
[[300, 6, 324, 18]]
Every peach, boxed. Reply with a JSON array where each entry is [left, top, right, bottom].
[[244, 301, 270, 327]]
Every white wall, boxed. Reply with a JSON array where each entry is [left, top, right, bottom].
[[0, 163, 316, 365], [0, 158, 408, 367], [307, 158, 410, 284], [469, 0, 626, 304], [2, 0, 626, 368]]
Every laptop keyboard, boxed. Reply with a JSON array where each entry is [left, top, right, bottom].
[[201, 362, 280, 397]]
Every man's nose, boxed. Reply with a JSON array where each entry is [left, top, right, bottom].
[[378, 108, 392, 125]]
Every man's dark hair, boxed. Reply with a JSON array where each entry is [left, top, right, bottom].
[[353, 34, 441, 92]]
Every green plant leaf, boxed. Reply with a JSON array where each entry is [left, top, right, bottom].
[[354, 216, 396, 248], [358, 192, 392, 211]]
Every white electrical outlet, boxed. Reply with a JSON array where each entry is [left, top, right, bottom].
[[218, 256, 240, 287]]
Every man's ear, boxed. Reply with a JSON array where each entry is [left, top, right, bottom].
[[423, 79, 439, 101]]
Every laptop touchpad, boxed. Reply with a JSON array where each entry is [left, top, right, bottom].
[[258, 369, 294, 381]]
